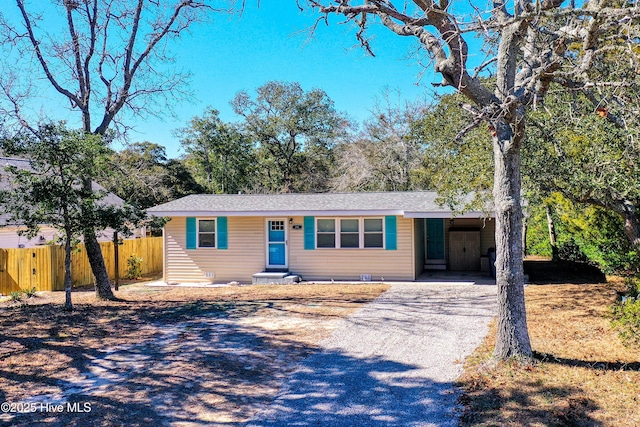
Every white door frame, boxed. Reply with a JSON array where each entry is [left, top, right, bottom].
[[265, 218, 288, 269]]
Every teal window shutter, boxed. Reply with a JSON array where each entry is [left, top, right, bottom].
[[186, 217, 197, 249], [385, 216, 397, 250], [304, 216, 315, 250], [217, 217, 228, 249]]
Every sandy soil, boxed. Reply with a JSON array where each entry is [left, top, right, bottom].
[[0, 281, 389, 426]]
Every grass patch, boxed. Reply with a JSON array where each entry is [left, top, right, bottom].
[[21, 286, 38, 298], [458, 279, 640, 426], [9, 291, 24, 302]]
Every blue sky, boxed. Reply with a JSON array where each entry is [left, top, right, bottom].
[[135, 2, 441, 158], [3, 2, 476, 159]]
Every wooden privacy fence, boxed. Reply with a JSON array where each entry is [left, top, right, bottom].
[[0, 237, 163, 294]]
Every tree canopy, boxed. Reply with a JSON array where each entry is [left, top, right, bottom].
[[0, 0, 217, 135], [178, 109, 255, 194], [232, 81, 350, 193], [104, 141, 205, 210], [0, 0, 228, 298], [0, 123, 143, 310], [333, 91, 425, 192]]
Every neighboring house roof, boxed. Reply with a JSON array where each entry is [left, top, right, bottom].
[[0, 158, 32, 226], [147, 191, 493, 218], [0, 156, 126, 226]]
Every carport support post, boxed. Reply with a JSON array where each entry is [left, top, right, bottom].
[[113, 231, 119, 291]]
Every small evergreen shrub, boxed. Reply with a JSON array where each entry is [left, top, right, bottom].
[[610, 277, 640, 346], [126, 254, 143, 280], [623, 277, 640, 299], [557, 239, 591, 264]]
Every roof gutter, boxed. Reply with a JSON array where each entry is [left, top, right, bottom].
[[147, 209, 495, 218], [147, 209, 407, 217], [402, 210, 494, 219]]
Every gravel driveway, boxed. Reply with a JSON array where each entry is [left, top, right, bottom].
[[248, 281, 497, 427]]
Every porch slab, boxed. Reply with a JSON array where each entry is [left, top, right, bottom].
[[143, 281, 231, 288], [252, 272, 301, 285], [417, 271, 495, 285]]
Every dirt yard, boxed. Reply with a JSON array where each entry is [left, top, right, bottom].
[[0, 281, 389, 426], [458, 260, 640, 426]]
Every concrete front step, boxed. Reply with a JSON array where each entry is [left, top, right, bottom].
[[424, 264, 447, 270], [252, 272, 301, 285], [424, 260, 447, 270]]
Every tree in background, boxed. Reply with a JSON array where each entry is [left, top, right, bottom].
[[178, 109, 255, 194], [306, 0, 640, 362], [105, 142, 172, 209], [0, 123, 143, 311], [525, 90, 640, 253], [412, 90, 639, 274], [411, 93, 493, 211], [332, 90, 425, 192], [518, 9, 640, 270], [0, 0, 222, 299], [526, 194, 639, 275], [163, 159, 208, 201], [104, 141, 204, 209], [232, 81, 350, 193]]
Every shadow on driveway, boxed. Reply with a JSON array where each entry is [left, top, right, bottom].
[[248, 283, 498, 427], [251, 352, 460, 427]]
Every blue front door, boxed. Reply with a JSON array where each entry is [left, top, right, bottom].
[[267, 219, 287, 268]]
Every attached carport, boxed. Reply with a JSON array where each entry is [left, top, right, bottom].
[[407, 212, 495, 276]]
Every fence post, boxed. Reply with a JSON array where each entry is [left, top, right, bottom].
[[113, 231, 119, 291]]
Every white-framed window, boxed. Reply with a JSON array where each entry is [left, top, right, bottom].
[[270, 220, 285, 231], [340, 219, 359, 248], [363, 218, 384, 248], [316, 217, 384, 249], [198, 219, 216, 248], [316, 218, 336, 248]]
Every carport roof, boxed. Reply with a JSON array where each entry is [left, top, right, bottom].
[[147, 191, 493, 218]]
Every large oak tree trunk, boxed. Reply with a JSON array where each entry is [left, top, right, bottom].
[[85, 230, 115, 300], [492, 121, 533, 361], [79, 177, 116, 300], [618, 200, 640, 249]]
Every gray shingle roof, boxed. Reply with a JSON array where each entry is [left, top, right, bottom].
[[0, 157, 33, 186], [0, 158, 32, 225], [147, 191, 492, 218]]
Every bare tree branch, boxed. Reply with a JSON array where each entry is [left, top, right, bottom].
[[2, 1, 231, 137], [302, 0, 640, 361]]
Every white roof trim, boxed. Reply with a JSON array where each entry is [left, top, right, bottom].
[[403, 211, 494, 219], [150, 209, 494, 218], [150, 209, 406, 217]]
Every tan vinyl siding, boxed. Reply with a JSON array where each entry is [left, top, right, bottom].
[[288, 216, 414, 281], [479, 219, 496, 254], [164, 216, 265, 283], [163, 215, 446, 283]]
